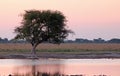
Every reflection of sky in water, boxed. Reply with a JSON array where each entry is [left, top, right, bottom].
[[0, 59, 120, 65], [0, 59, 120, 76]]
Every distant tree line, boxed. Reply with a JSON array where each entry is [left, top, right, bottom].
[[0, 37, 9, 43], [0, 37, 120, 43], [65, 38, 120, 43], [0, 37, 27, 43]]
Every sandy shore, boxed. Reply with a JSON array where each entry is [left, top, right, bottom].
[[0, 52, 120, 59]]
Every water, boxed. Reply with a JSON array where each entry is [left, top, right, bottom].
[[0, 59, 120, 76]]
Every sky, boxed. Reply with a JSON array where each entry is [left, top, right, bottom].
[[0, 0, 120, 40]]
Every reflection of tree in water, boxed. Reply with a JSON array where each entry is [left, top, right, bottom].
[[12, 59, 107, 76], [13, 59, 65, 76], [13, 63, 85, 76], [12, 64, 107, 76], [13, 65, 67, 76], [32, 65, 36, 76]]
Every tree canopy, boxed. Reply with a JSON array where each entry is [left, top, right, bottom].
[[14, 10, 72, 56]]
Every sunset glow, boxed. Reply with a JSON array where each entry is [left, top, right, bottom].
[[0, 0, 120, 40]]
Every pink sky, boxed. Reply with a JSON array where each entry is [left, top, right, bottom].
[[0, 0, 120, 40]]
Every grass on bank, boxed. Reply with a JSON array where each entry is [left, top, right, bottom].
[[0, 43, 120, 55]]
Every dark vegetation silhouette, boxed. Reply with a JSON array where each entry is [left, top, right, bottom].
[[10, 73, 85, 76], [0, 37, 120, 43], [66, 38, 120, 43], [0, 37, 8, 43], [14, 10, 72, 57], [107, 38, 120, 43], [8, 72, 107, 76]]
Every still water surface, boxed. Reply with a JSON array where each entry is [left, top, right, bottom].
[[0, 59, 120, 76]]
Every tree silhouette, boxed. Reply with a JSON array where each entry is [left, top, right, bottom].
[[14, 10, 72, 57]]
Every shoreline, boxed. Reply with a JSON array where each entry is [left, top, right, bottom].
[[0, 52, 120, 59], [0, 43, 120, 59]]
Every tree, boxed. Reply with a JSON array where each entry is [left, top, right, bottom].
[[14, 10, 72, 57], [108, 38, 120, 43]]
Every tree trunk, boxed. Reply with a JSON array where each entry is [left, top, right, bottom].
[[31, 45, 37, 58], [32, 45, 36, 54]]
